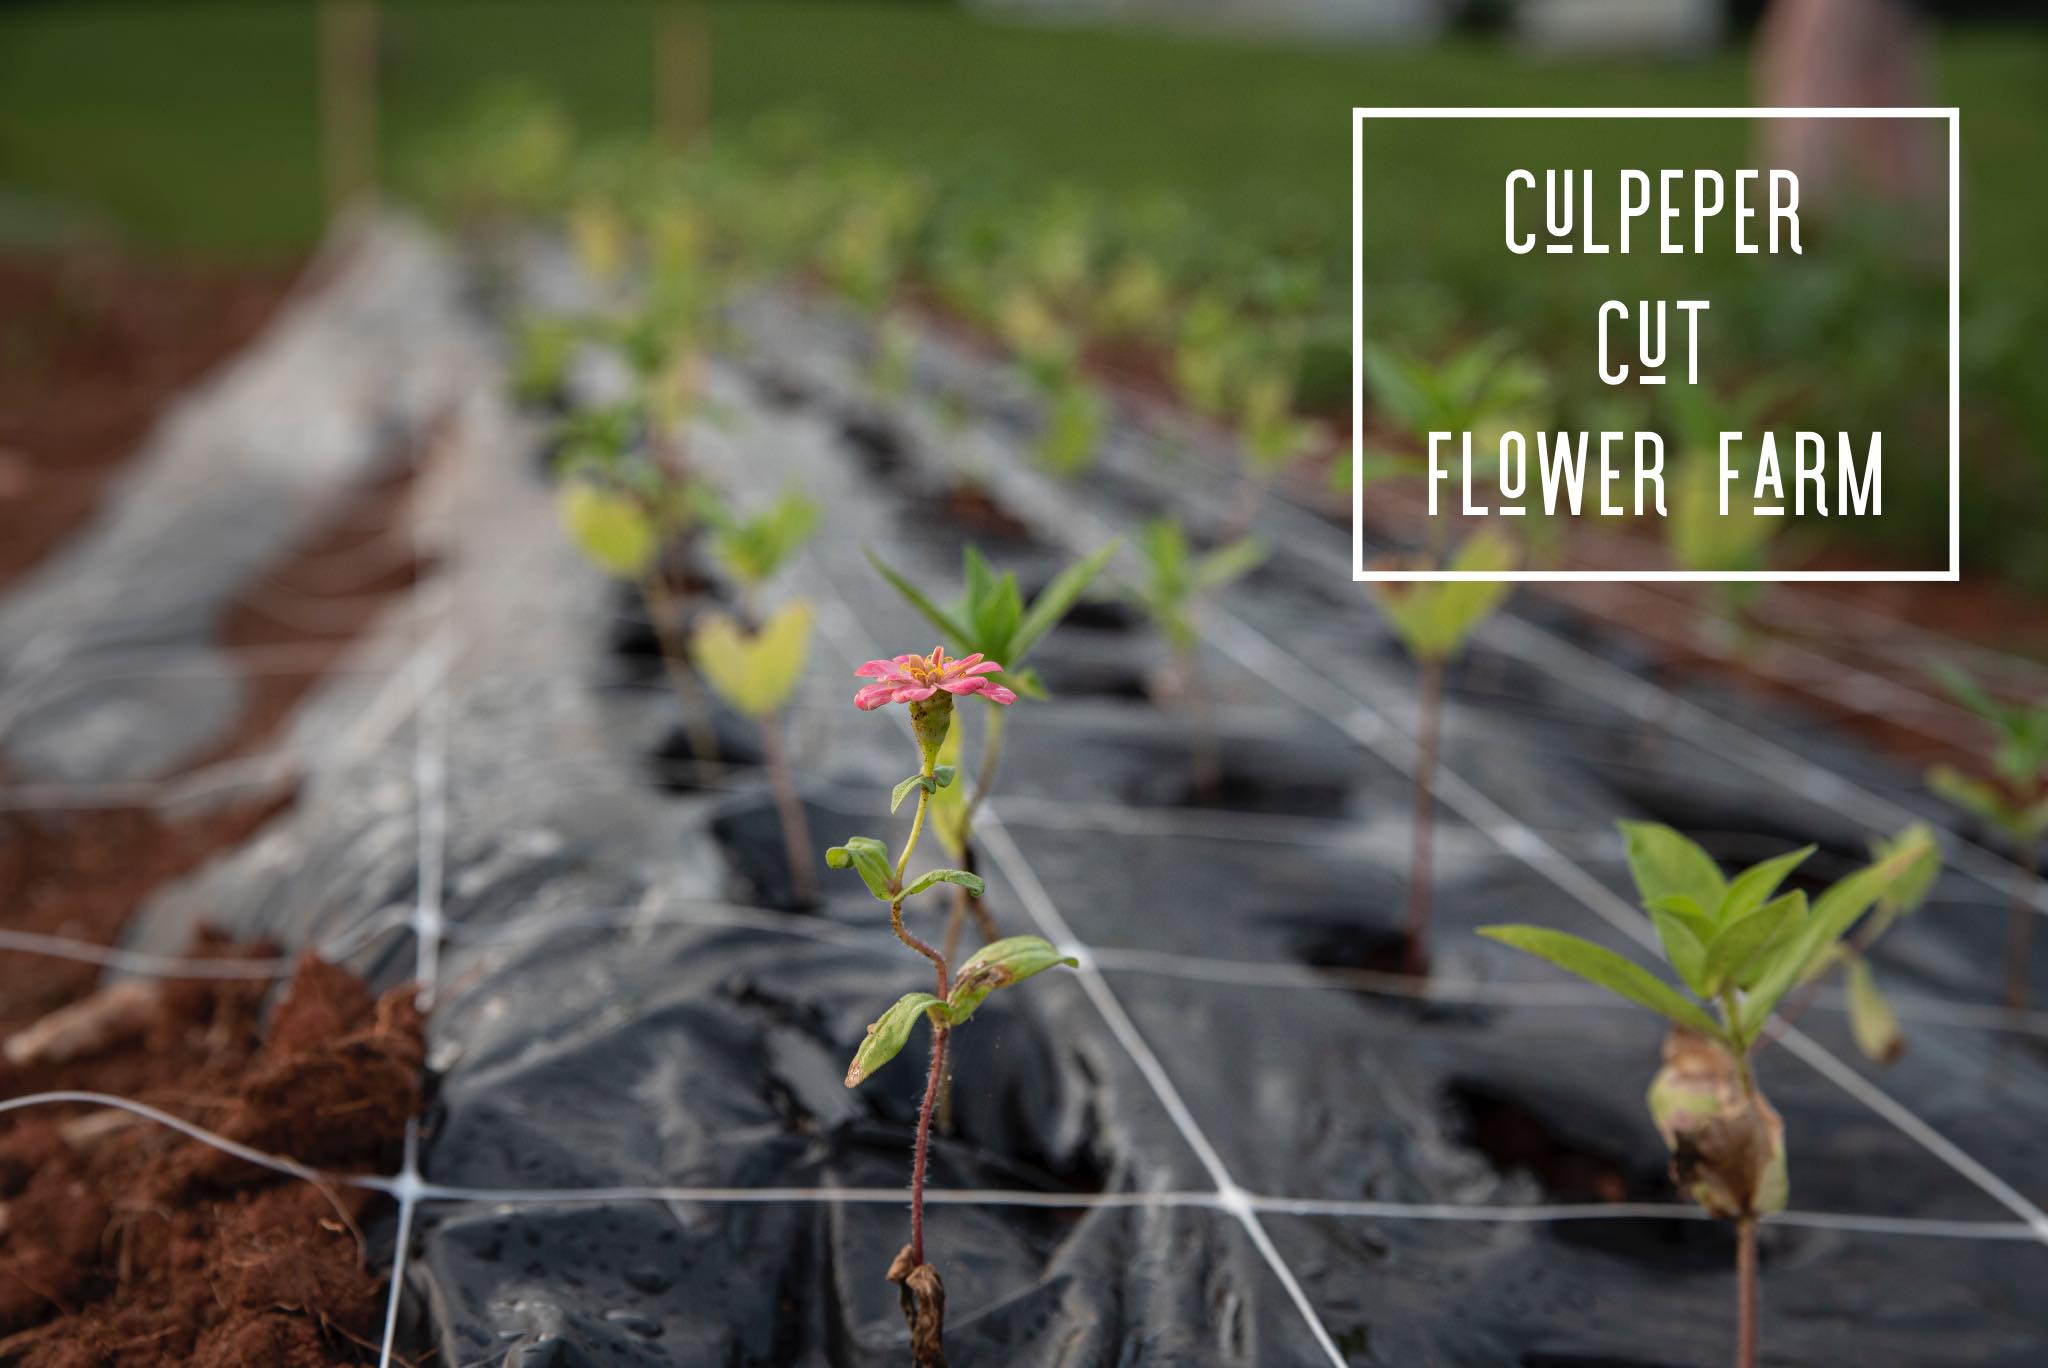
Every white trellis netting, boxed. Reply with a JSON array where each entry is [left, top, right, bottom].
[[2, 220, 2046, 1365]]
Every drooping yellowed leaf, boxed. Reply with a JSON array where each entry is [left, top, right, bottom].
[[690, 602, 813, 720]]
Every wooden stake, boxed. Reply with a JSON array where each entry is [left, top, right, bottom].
[[320, 0, 380, 219], [656, 5, 711, 153]]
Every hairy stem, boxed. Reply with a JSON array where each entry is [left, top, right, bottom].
[[910, 1021, 951, 1268], [1403, 655, 1444, 976], [2006, 837, 2038, 1012], [1734, 1216, 1758, 1368], [757, 715, 818, 908], [639, 578, 722, 770], [935, 844, 984, 1134]]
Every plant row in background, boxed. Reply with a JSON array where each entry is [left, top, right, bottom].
[[484, 98, 2046, 1368]]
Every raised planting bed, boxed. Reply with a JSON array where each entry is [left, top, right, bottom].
[[6, 215, 2046, 1367]]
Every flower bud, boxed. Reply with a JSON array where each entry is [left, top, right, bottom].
[[909, 694, 954, 769], [1646, 1028, 1788, 1221]]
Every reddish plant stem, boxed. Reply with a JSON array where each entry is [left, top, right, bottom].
[[639, 578, 722, 770], [2006, 837, 2038, 1012], [1735, 1216, 1758, 1368], [1404, 655, 1445, 976], [757, 716, 818, 908], [910, 1021, 951, 1268]]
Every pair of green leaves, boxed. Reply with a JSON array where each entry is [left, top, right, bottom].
[[825, 835, 982, 905], [890, 765, 958, 815], [1369, 531, 1515, 663], [698, 486, 820, 589], [1927, 665, 2048, 839], [868, 541, 1120, 701], [1482, 821, 1936, 1053], [688, 602, 813, 721], [844, 935, 1079, 1087], [1128, 517, 1266, 652], [1362, 336, 1548, 445], [1035, 374, 1106, 480]]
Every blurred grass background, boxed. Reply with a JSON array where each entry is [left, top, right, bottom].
[[1, 0, 2042, 579], [3, 0, 2040, 283]]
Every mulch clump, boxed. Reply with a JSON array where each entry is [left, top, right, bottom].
[[0, 940, 424, 1366]]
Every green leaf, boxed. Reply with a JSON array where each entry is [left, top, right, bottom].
[[1648, 900, 1710, 996], [889, 765, 958, 814], [825, 836, 896, 900], [1717, 846, 1815, 924], [1478, 925, 1722, 1037], [866, 549, 970, 645], [1704, 891, 1804, 995], [1844, 954, 1904, 1064], [946, 935, 1079, 1022], [1620, 822, 1728, 913], [1009, 540, 1121, 663], [1739, 832, 1932, 1038], [844, 992, 944, 1087], [560, 483, 656, 579], [1928, 764, 2029, 836], [1367, 532, 1515, 661], [901, 867, 985, 901], [689, 602, 812, 720], [1191, 536, 1267, 591]]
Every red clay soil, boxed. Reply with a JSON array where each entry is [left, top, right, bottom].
[[0, 251, 433, 1363], [0, 251, 297, 592], [0, 942, 424, 1366]]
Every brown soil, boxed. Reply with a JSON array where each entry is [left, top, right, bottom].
[[0, 251, 434, 1364], [0, 942, 424, 1366], [0, 251, 298, 592]]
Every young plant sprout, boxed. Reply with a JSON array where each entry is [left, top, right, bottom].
[[1226, 357, 1322, 535], [1481, 822, 1934, 1368], [831, 647, 1075, 1366], [554, 398, 723, 769], [1369, 531, 1515, 975], [697, 486, 820, 623], [1662, 381, 1792, 630], [690, 603, 819, 906], [867, 542, 1119, 964], [1356, 336, 1548, 494], [999, 288, 1106, 479], [1123, 517, 1266, 799], [1926, 664, 2048, 1009], [509, 314, 583, 412]]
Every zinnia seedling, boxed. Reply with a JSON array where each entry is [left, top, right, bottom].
[[1369, 530, 1515, 975], [830, 646, 1075, 1366], [867, 542, 1118, 963], [553, 398, 723, 769], [1925, 664, 2048, 1009], [1122, 517, 1265, 799], [1481, 821, 1934, 1368]]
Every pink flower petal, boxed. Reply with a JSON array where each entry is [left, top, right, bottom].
[[957, 660, 1003, 677], [978, 683, 1018, 706], [853, 683, 897, 710], [854, 659, 897, 680], [896, 685, 938, 702]]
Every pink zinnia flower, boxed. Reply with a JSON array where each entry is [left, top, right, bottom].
[[853, 645, 1018, 710]]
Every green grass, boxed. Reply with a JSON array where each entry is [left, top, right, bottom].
[[1, 1, 2041, 288]]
